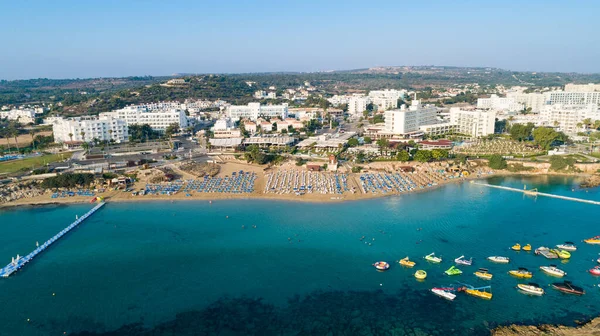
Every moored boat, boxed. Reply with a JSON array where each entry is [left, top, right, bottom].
[[487, 256, 510, 264], [540, 265, 566, 277], [414, 270, 427, 280], [589, 266, 600, 276], [549, 249, 571, 259], [511, 243, 521, 251], [445, 266, 463, 276], [552, 281, 585, 295], [584, 236, 600, 245], [431, 288, 456, 301], [517, 283, 544, 296], [399, 256, 415, 268], [474, 268, 493, 280], [522, 244, 532, 251], [454, 255, 472, 266], [424, 253, 442, 263], [373, 261, 390, 271], [535, 246, 559, 259], [556, 242, 577, 251], [458, 285, 492, 300], [509, 267, 533, 278]]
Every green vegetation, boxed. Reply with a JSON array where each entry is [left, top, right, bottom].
[[351, 166, 363, 173], [396, 150, 410, 162], [128, 124, 162, 142], [506, 163, 534, 173], [532, 127, 567, 150], [488, 154, 508, 169], [549, 155, 578, 172], [509, 123, 534, 142], [347, 138, 359, 147], [0, 153, 72, 174], [243, 145, 283, 165], [414, 150, 433, 163], [41, 173, 95, 189]]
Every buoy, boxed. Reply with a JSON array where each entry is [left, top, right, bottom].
[[27, 318, 30, 322], [226, 216, 229, 219], [53, 293, 56, 296]]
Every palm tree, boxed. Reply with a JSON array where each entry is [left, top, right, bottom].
[[594, 120, 600, 130], [29, 129, 37, 151], [553, 120, 559, 127], [68, 133, 73, 143], [108, 129, 113, 142], [80, 131, 86, 142], [11, 128, 19, 153]]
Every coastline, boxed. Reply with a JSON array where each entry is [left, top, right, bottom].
[[493, 317, 600, 336], [0, 171, 593, 210]]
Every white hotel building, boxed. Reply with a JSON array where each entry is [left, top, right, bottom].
[[347, 95, 371, 115], [539, 104, 600, 135], [100, 106, 188, 132], [0, 109, 37, 124], [51, 116, 129, 143], [449, 108, 496, 138], [477, 94, 524, 111], [227, 103, 288, 121]]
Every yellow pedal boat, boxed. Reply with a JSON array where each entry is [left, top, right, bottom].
[[399, 257, 416, 268], [522, 244, 531, 251], [511, 243, 521, 251], [509, 267, 533, 278], [474, 268, 493, 280]]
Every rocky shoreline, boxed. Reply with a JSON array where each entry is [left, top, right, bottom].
[[580, 174, 600, 188], [492, 317, 600, 336]]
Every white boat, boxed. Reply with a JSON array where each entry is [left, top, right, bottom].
[[556, 242, 577, 251], [454, 255, 473, 266], [431, 288, 456, 301], [540, 265, 566, 277], [517, 283, 545, 296], [487, 256, 510, 264], [424, 253, 442, 263]]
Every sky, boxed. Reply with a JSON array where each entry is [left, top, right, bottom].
[[1, 0, 599, 80]]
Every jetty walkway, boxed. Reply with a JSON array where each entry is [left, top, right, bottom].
[[472, 182, 600, 206], [0, 202, 105, 278]]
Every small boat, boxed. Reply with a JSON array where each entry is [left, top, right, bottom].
[[414, 270, 427, 280], [584, 236, 600, 245], [540, 265, 566, 277], [474, 268, 493, 280], [511, 243, 521, 251], [445, 266, 463, 276], [556, 242, 577, 251], [589, 266, 600, 276], [517, 283, 544, 296], [549, 249, 571, 259], [509, 267, 533, 278], [487, 256, 510, 264], [373, 261, 390, 271], [424, 253, 442, 263], [458, 285, 492, 300], [431, 288, 456, 301], [522, 244, 532, 251], [535, 246, 559, 259], [454, 255, 472, 266], [552, 281, 585, 295], [399, 257, 415, 268]]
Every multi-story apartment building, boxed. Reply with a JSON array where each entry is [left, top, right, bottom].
[[506, 92, 547, 112], [539, 104, 600, 135], [449, 108, 496, 137], [545, 91, 600, 106], [100, 106, 188, 132], [227, 103, 288, 121], [477, 94, 524, 111], [51, 116, 129, 143], [347, 95, 371, 115]]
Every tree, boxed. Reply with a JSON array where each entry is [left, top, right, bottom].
[[431, 149, 449, 160], [532, 127, 564, 150], [356, 151, 366, 163], [413, 150, 432, 163], [376, 138, 390, 155], [10, 127, 19, 152], [363, 136, 372, 144], [347, 138, 359, 147], [165, 123, 180, 138], [80, 131, 86, 143], [509, 123, 534, 141], [362, 110, 370, 118], [29, 129, 37, 150], [81, 142, 90, 151], [396, 150, 410, 162], [488, 154, 507, 169], [68, 133, 73, 142]]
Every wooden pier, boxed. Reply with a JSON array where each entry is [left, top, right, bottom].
[[471, 182, 600, 206]]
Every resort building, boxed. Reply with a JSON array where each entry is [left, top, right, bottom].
[[383, 101, 440, 137], [539, 104, 600, 135], [449, 108, 496, 137], [418, 139, 453, 150], [296, 132, 357, 151], [564, 83, 600, 92], [227, 103, 288, 121], [545, 91, 600, 106], [242, 135, 296, 148], [368, 89, 407, 112], [51, 116, 129, 144], [327, 95, 351, 106], [211, 118, 241, 138], [0, 109, 36, 124], [477, 94, 524, 111], [100, 105, 189, 132], [506, 92, 547, 112]]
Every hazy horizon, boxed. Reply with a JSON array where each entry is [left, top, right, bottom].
[[1, 0, 599, 80]]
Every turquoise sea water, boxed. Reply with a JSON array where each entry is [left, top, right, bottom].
[[0, 176, 599, 335]]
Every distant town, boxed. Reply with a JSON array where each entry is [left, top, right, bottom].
[[1, 70, 600, 206]]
